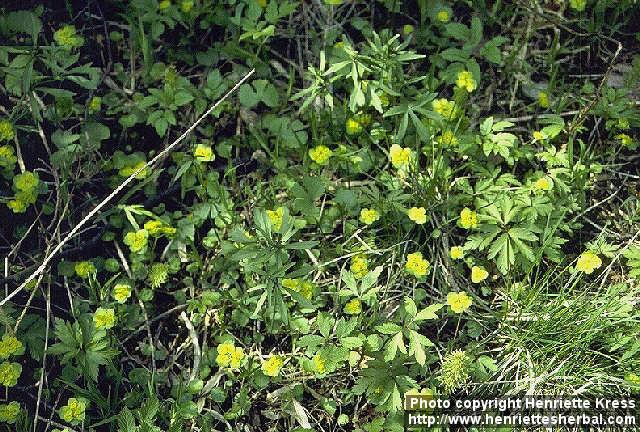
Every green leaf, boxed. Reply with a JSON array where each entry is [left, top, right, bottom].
[[376, 322, 403, 335], [414, 303, 443, 321]]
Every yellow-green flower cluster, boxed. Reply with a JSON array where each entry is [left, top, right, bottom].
[[438, 350, 471, 394], [0, 362, 21, 387], [112, 282, 132, 303], [533, 177, 552, 192], [576, 251, 602, 274], [267, 207, 284, 231], [312, 353, 326, 374], [405, 252, 430, 277], [119, 160, 150, 179], [8, 171, 39, 213], [350, 255, 369, 279], [308, 145, 333, 165], [53, 25, 84, 47], [261, 354, 283, 376], [194, 144, 215, 162], [88, 96, 102, 113], [449, 246, 464, 260], [456, 70, 476, 92], [180, 0, 194, 12], [344, 298, 362, 315], [569, 0, 586, 11], [0, 334, 22, 360], [459, 207, 478, 229], [437, 130, 458, 147], [389, 144, 412, 169], [159, 0, 172, 10], [407, 206, 427, 225], [471, 265, 489, 283], [0, 145, 17, 169], [0, 401, 20, 424], [281, 278, 314, 300], [144, 219, 176, 237], [359, 208, 380, 225], [432, 98, 458, 119], [59, 398, 86, 425], [345, 117, 363, 135], [538, 91, 550, 108], [0, 120, 15, 141], [93, 308, 116, 330], [74, 261, 96, 278], [436, 9, 450, 22], [124, 229, 149, 253], [616, 133, 634, 147], [216, 341, 245, 369], [447, 292, 473, 314]]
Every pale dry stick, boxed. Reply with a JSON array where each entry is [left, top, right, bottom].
[[0, 68, 255, 308], [32, 282, 51, 432], [180, 311, 201, 382]]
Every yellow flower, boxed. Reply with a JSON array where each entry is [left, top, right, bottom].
[[308, 145, 333, 165], [0, 362, 21, 387], [471, 266, 489, 283], [7, 199, 27, 213], [59, 398, 86, 425], [436, 10, 450, 22], [261, 355, 284, 377], [0, 334, 22, 360], [359, 208, 380, 225], [118, 160, 150, 179], [215, 342, 236, 367], [403, 24, 414, 34], [144, 219, 176, 237], [432, 98, 457, 119], [266, 207, 284, 231], [112, 283, 132, 304], [569, 0, 586, 11], [257, 0, 267, 7], [88, 96, 102, 113], [0, 145, 17, 169], [576, 251, 602, 274], [449, 246, 464, 260], [74, 261, 96, 278], [298, 280, 314, 300], [344, 298, 362, 315], [14, 171, 39, 192], [459, 207, 478, 229], [124, 229, 149, 253], [625, 373, 640, 386], [407, 207, 427, 225], [405, 252, 430, 277], [93, 308, 116, 330], [345, 118, 363, 135], [53, 25, 84, 48], [350, 255, 369, 279], [616, 133, 634, 147], [0, 120, 14, 141], [180, 0, 194, 12], [194, 144, 215, 162], [159, 0, 171, 10], [230, 346, 245, 369], [533, 130, 546, 141], [538, 91, 550, 108], [534, 177, 552, 192], [0, 401, 20, 424], [389, 144, 412, 169], [282, 278, 300, 290], [447, 292, 473, 314], [312, 353, 326, 374], [437, 130, 458, 147], [456, 70, 476, 93]]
